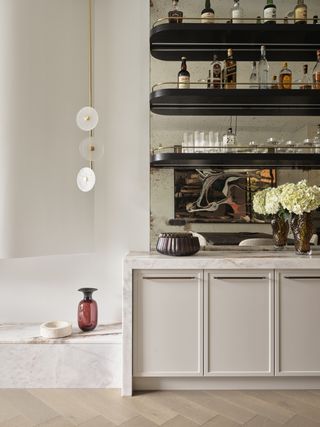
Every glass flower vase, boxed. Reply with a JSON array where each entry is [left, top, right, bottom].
[[271, 214, 289, 249], [290, 212, 313, 255], [78, 288, 98, 331]]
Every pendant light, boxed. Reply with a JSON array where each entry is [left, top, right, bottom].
[[76, 0, 103, 192]]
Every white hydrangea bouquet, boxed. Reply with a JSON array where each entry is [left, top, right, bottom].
[[253, 180, 320, 253]]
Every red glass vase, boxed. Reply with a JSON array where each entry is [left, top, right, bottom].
[[78, 288, 98, 331]]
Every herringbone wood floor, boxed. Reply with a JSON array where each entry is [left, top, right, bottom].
[[1, 390, 320, 426]]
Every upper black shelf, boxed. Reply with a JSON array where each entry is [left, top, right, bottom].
[[150, 23, 320, 61], [150, 88, 320, 116], [151, 152, 320, 170]]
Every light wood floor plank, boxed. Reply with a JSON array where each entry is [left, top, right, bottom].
[[0, 394, 22, 424], [244, 415, 283, 427], [283, 414, 320, 427], [30, 389, 98, 425], [280, 390, 320, 410], [118, 415, 158, 427], [0, 390, 58, 425], [212, 390, 294, 424], [37, 416, 78, 427], [202, 415, 242, 427], [0, 415, 34, 427], [143, 391, 217, 425], [78, 415, 116, 427], [161, 415, 199, 427], [246, 391, 320, 425]]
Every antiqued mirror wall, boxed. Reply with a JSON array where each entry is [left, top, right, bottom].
[[150, 0, 320, 248]]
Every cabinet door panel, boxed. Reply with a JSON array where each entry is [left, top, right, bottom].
[[133, 270, 203, 377], [205, 270, 274, 376], [276, 270, 320, 376]]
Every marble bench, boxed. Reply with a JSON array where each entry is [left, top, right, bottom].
[[0, 323, 122, 388]]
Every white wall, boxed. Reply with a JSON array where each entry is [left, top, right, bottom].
[[0, 0, 149, 324]]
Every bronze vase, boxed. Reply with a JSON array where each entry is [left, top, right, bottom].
[[290, 212, 313, 255], [271, 214, 289, 249]]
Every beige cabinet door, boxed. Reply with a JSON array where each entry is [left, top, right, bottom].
[[276, 270, 320, 376], [205, 270, 274, 376], [133, 270, 203, 377]]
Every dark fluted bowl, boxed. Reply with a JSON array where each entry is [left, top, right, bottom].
[[156, 233, 200, 256]]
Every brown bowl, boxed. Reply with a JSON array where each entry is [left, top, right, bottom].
[[156, 233, 200, 256]]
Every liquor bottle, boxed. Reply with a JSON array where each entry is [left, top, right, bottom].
[[313, 15, 318, 24], [300, 64, 312, 89], [177, 57, 190, 89], [271, 75, 278, 89], [207, 70, 212, 88], [294, 0, 307, 24], [264, 0, 276, 24], [313, 124, 320, 153], [256, 16, 262, 24], [222, 128, 237, 152], [284, 16, 289, 24], [168, 0, 183, 23], [313, 50, 320, 89], [249, 61, 258, 88], [258, 46, 269, 89], [231, 0, 243, 24], [225, 48, 237, 89], [201, 0, 215, 23], [279, 62, 292, 89], [211, 54, 222, 88]]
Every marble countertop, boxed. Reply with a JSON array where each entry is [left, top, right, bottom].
[[124, 248, 320, 270], [0, 323, 122, 344]]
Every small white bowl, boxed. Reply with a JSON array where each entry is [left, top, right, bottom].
[[40, 321, 72, 339]]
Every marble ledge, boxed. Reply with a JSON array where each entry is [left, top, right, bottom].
[[124, 249, 320, 270], [0, 322, 122, 344]]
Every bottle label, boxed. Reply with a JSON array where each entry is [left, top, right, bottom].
[[295, 7, 307, 21], [201, 12, 215, 23], [264, 7, 276, 21], [212, 64, 221, 88], [313, 72, 320, 89], [232, 9, 243, 23], [282, 75, 292, 89], [226, 65, 237, 87], [178, 75, 190, 89]]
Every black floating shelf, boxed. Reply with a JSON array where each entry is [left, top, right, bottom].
[[150, 88, 320, 116], [150, 23, 320, 61], [151, 152, 320, 170]]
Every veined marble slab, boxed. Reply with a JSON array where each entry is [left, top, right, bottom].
[[0, 323, 122, 344], [124, 249, 320, 270]]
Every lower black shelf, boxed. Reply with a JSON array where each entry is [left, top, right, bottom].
[[150, 153, 320, 169], [150, 88, 320, 116]]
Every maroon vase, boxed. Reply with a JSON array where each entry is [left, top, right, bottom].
[[78, 288, 98, 332]]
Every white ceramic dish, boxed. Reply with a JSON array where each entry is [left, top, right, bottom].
[[40, 321, 72, 339]]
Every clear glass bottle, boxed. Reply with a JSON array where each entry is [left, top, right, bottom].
[[222, 127, 237, 152], [313, 50, 320, 89], [294, 0, 307, 24], [201, 0, 215, 23], [225, 48, 237, 89], [271, 75, 278, 89], [313, 124, 320, 153], [258, 46, 269, 89], [168, 0, 183, 23], [300, 64, 312, 89], [177, 57, 190, 89], [256, 16, 262, 24], [207, 70, 212, 88], [313, 15, 318, 24], [231, 0, 243, 24], [279, 62, 292, 89], [211, 54, 222, 88], [264, 0, 277, 24], [249, 61, 258, 88]]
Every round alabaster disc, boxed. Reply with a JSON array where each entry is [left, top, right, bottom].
[[40, 321, 72, 339], [77, 167, 96, 192], [79, 136, 104, 161], [76, 106, 99, 131]]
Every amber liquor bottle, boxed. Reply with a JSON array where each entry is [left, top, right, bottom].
[[225, 48, 237, 89], [178, 57, 190, 89], [168, 0, 183, 23], [313, 50, 320, 89], [279, 62, 292, 89]]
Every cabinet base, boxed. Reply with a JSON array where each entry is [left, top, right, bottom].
[[133, 377, 320, 392]]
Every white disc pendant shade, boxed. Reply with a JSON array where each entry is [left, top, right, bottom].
[[77, 167, 96, 192], [76, 106, 99, 131], [79, 136, 104, 161]]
